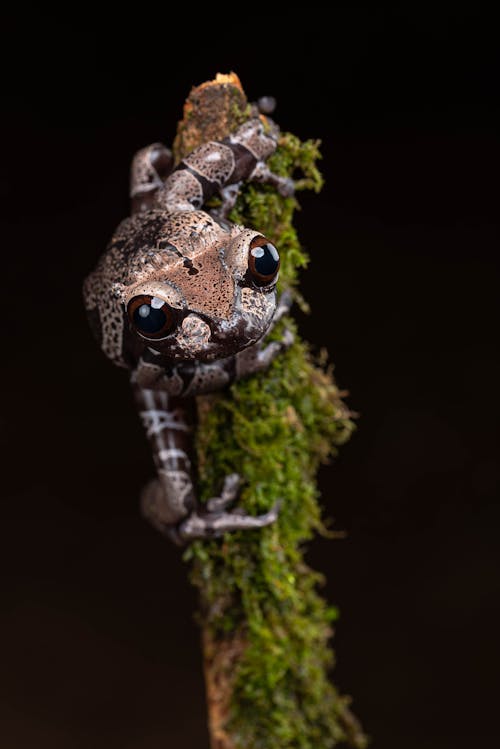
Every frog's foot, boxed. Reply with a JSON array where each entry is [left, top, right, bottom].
[[178, 473, 281, 541], [205, 473, 241, 513], [140, 479, 187, 547], [250, 161, 295, 197], [212, 183, 242, 220]]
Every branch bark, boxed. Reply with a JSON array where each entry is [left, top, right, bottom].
[[174, 74, 367, 749]]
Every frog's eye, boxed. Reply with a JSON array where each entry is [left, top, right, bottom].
[[248, 236, 280, 287], [127, 295, 176, 339]]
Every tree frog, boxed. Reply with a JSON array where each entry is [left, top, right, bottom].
[[84, 103, 295, 545]]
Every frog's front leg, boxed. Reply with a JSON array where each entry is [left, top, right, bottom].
[[135, 388, 280, 545]]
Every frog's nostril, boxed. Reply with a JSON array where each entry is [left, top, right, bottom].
[[180, 314, 211, 342]]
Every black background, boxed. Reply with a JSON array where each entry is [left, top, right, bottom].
[[1, 7, 498, 748]]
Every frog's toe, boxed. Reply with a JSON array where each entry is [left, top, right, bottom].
[[206, 473, 241, 512], [178, 500, 282, 541], [278, 177, 296, 197]]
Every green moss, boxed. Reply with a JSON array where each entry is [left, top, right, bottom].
[[185, 132, 366, 748]]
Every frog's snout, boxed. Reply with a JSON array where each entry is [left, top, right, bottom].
[[179, 314, 211, 344]]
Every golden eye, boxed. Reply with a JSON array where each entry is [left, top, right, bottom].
[[127, 295, 176, 339], [248, 236, 280, 287]]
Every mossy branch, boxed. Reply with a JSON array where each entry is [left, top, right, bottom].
[[174, 73, 366, 749]]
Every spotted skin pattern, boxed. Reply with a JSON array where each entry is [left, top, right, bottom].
[[84, 110, 294, 544]]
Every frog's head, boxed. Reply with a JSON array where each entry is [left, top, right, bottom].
[[84, 210, 281, 367]]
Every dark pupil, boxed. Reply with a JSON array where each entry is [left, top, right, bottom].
[[133, 303, 167, 334], [252, 243, 279, 277]]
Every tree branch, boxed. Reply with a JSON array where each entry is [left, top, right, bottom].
[[175, 74, 367, 749]]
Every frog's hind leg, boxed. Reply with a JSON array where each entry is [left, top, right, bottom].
[[130, 143, 173, 214]]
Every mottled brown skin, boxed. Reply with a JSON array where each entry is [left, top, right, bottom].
[[84, 112, 294, 544]]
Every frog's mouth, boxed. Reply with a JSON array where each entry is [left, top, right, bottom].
[[174, 319, 265, 363], [143, 311, 270, 364]]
